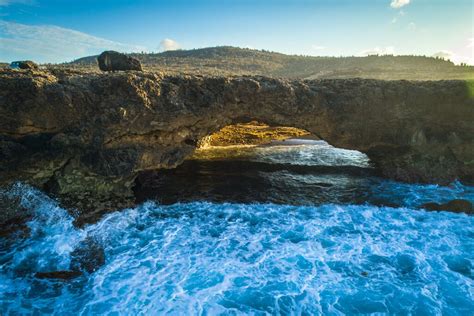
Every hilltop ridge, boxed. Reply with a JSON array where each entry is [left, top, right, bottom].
[[68, 46, 473, 80]]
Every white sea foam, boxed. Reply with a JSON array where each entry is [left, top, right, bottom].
[[0, 184, 473, 315]]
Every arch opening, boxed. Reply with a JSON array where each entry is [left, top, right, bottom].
[[134, 121, 374, 206]]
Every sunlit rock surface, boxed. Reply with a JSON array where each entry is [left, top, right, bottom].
[[0, 69, 473, 211], [197, 122, 312, 147]]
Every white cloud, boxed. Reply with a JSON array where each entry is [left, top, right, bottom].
[[432, 51, 452, 60], [0, 20, 146, 63], [360, 46, 395, 56], [390, 0, 410, 9], [159, 38, 180, 51], [390, 9, 407, 24], [432, 50, 473, 65], [468, 38, 474, 48], [407, 22, 416, 30], [311, 45, 326, 51]]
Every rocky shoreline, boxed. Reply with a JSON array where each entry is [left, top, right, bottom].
[[0, 69, 473, 218]]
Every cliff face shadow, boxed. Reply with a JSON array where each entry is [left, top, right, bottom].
[[133, 159, 377, 206]]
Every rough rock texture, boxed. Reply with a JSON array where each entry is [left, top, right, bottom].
[[198, 121, 312, 147], [97, 51, 142, 72], [70, 236, 105, 273], [14, 60, 39, 70], [0, 69, 473, 212], [421, 199, 473, 215]]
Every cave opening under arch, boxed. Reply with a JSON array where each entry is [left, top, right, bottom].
[[133, 121, 373, 206]]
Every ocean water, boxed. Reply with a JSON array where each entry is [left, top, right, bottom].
[[136, 140, 474, 208], [191, 139, 370, 168], [1, 140, 473, 315]]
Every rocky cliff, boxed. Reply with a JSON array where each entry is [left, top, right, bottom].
[[1, 69, 473, 213]]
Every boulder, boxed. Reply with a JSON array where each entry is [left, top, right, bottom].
[[10, 60, 39, 70], [97, 51, 142, 71], [421, 199, 473, 214]]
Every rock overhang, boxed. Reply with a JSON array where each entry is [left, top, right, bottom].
[[0, 69, 473, 213]]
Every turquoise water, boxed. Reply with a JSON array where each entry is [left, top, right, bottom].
[[1, 140, 473, 315], [1, 184, 473, 315]]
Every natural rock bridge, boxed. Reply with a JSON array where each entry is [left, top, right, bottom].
[[1, 69, 473, 211]]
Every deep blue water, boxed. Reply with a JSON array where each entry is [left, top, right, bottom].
[[1, 141, 473, 315]]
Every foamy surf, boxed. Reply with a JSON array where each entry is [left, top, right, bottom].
[[1, 184, 472, 315]]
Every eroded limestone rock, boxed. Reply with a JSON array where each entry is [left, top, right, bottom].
[[421, 199, 473, 215], [0, 69, 472, 215], [198, 121, 312, 147]]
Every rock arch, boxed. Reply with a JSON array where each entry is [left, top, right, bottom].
[[0, 70, 473, 211]]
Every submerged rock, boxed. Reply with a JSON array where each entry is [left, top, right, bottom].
[[35, 270, 83, 280], [70, 237, 106, 273], [0, 188, 31, 238], [97, 51, 142, 71], [33, 236, 105, 280], [421, 199, 473, 215]]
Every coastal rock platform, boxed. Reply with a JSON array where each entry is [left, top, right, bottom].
[[1, 69, 473, 214]]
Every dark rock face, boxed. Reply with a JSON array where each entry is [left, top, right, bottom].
[[35, 270, 83, 280], [11, 60, 39, 70], [70, 237, 106, 273], [0, 69, 472, 213], [97, 51, 142, 71], [421, 199, 473, 214]]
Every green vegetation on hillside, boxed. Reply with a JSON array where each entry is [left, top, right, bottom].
[[51, 46, 474, 80]]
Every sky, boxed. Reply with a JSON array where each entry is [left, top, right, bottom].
[[0, 0, 472, 64]]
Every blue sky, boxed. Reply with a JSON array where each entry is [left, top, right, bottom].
[[0, 0, 472, 64]]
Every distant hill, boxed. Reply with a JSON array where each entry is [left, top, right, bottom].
[[69, 46, 473, 80]]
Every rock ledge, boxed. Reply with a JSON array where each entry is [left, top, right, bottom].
[[0, 69, 473, 212]]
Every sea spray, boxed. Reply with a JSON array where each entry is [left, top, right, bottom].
[[1, 184, 473, 314]]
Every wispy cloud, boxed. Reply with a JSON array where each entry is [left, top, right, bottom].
[[390, 0, 410, 9], [390, 9, 407, 24], [432, 51, 452, 60], [468, 38, 474, 48], [407, 22, 416, 30], [360, 46, 395, 56], [0, 20, 146, 63], [159, 38, 180, 51], [0, 0, 34, 6]]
